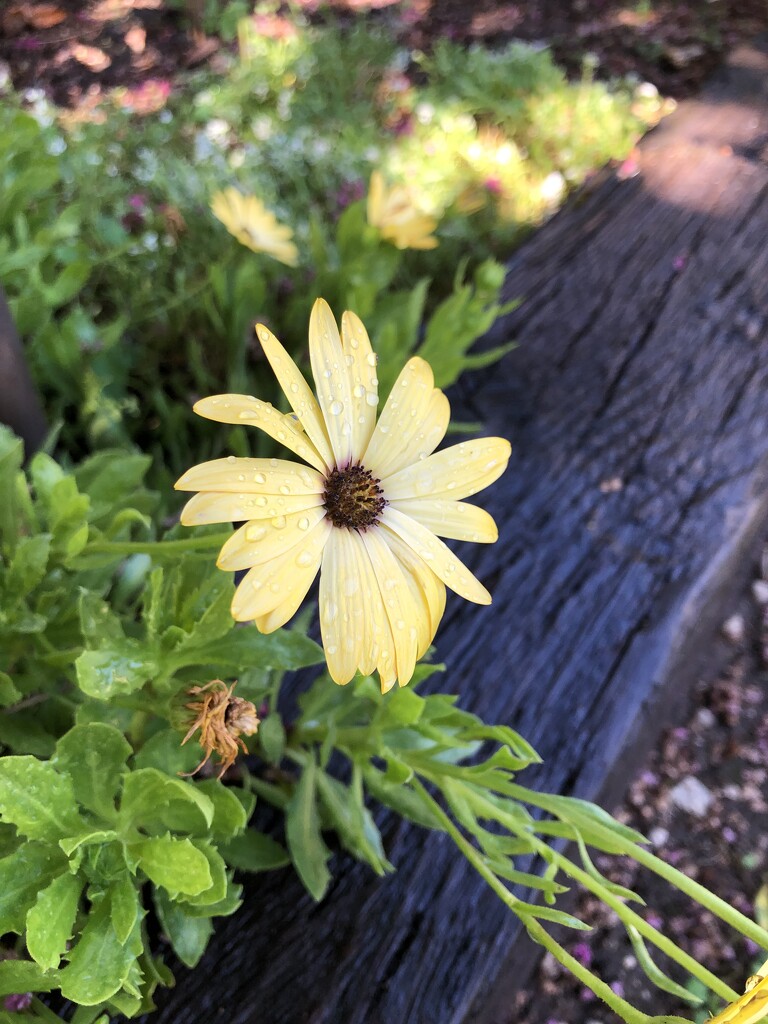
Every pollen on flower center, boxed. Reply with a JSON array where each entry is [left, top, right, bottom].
[[323, 463, 386, 530]]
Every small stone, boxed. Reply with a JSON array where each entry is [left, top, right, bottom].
[[752, 580, 768, 605], [722, 613, 745, 644], [694, 707, 716, 728], [648, 826, 669, 847], [669, 776, 714, 817]]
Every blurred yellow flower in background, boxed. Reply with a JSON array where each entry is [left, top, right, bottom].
[[366, 170, 439, 250], [210, 187, 298, 266], [176, 299, 509, 691]]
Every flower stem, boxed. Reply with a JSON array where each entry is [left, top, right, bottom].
[[84, 532, 231, 557]]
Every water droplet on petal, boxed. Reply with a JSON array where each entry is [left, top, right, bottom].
[[279, 484, 290, 495], [290, 382, 299, 394], [353, 384, 366, 398], [272, 515, 287, 529], [296, 550, 314, 567], [246, 525, 267, 542], [365, 392, 378, 407], [226, 455, 236, 463], [330, 400, 344, 416], [270, 581, 280, 594], [254, 472, 266, 484], [366, 353, 377, 367], [298, 517, 310, 531]]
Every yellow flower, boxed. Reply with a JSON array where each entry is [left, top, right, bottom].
[[175, 299, 510, 691], [366, 170, 439, 251], [707, 963, 768, 1024], [210, 187, 298, 266]]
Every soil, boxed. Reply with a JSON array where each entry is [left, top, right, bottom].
[[515, 556, 768, 1023], [1, 0, 767, 108]]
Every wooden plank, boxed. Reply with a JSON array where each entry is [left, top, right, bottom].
[[150, 40, 768, 1024]]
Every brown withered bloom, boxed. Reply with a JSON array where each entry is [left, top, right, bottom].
[[180, 680, 259, 779]]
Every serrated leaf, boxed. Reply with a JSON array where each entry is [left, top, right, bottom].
[[133, 835, 212, 897], [182, 841, 227, 907], [26, 871, 83, 970], [59, 895, 138, 1005], [119, 767, 214, 836], [0, 841, 66, 933], [53, 723, 132, 820], [221, 830, 290, 872], [153, 889, 212, 968], [0, 958, 59, 997], [174, 627, 323, 674], [285, 755, 331, 901], [0, 756, 83, 839]]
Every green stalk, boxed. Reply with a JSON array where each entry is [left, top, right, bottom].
[[409, 778, 665, 1024], [84, 532, 231, 557]]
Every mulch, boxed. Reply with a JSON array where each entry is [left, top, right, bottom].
[[1, 0, 767, 109]]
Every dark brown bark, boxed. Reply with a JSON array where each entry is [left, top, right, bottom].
[[0, 287, 47, 457], [148, 38, 768, 1024]]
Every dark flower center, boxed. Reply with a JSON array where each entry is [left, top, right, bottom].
[[323, 463, 386, 530]]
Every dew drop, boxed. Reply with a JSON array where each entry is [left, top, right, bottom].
[[365, 392, 378, 407], [279, 484, 290, 495], [298, 517, 310, 531], [254, 472, 266, 484], [252, 579, 263, 591], [237, 473, 246, 482], [366, 353, 377, 367], [226, 455, 236, 463], [255, 496, 268, 507], [270, 581, 280, 594], [353, 384, 366, 398], [296, 550, 314, 567], [344, 636, 355, 651], [239, 410, 256, 420], [326, 644, 338, 655], [330, 400, 344, 416], [344, 577, 359, 597], [396, 618, 405, 630], [272, 516, 287, 530], [277, 430, 287, 442], [246, 525, 267, 542], [325, 601, 338, 622], [290, 382, 299, 394]]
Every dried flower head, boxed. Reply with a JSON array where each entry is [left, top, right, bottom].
[[180, 680, 259, 779]]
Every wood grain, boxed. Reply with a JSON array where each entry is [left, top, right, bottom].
[[149, 40, 768, 1024]]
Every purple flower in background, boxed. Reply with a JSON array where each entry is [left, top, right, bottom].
[[4, 993, 33, 1012], [484, 176, 503, 195]]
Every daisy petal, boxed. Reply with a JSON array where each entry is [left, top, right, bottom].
[[359, 526, 420, 686], [389, 499, 498, 544], [309, 299, 355, 467], [381, 507, 491, 605], [256, 323, 334, 471], [180, 491, 323, 525], [217, 506, 327, 570], [231, 519, 331, 623], [380, 527, 446, 658], [193, 394, 326, 472], [365, 386, 449, 481], [341, 310, 379, 459], [381, 437, 511, 502], [175, 458, 325, 495], [363, 357, 438, 479], [319, 528, 363, 685]]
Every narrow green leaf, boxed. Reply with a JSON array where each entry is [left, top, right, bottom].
[[153, 889, 213, 968], [0, 757, 83, 840], [26, 872, 83, 970], [110, 873, 140, 946], [53, 723, 132, 820], [627, 926, 702, 1004], [285, 755, 332, 901], [133, 835, 212, 897], [221, 830, 290, 872]]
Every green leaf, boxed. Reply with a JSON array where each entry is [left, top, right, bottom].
[[174, 627, 323, 674], [381, 688, 425, 726], [133, 835, 212, 897], [4, 534, 50, 601], [0, 959, 59, 998], [221, 830, 290, 872], [53, 723, 132, 820], [26, 871, 83, 971], [0, 841, 66, 933], [131, 727, 201, 777], [182, 840, 228, 907], [0, 672, 21, 707], [59, 895, 138, 1005], [285, 755, 332, 901], [59, 829, 118, 859], [627, 926, 702, 1004], [75, 643, 159, 700], [110, 873, 140, 945], [362, 765, 442, 830], [193, 780, 248, 839], [119, 767, 214, 836], [153, 889, 213, 969], [0, 756, 83, 840], [316, 768, 392, 875], [259, 713, 286, 764]]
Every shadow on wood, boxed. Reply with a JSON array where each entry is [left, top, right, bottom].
[[148, 39, 768, 1024]]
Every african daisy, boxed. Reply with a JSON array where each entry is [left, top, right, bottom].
[[175, 299, 510, 691], [366, 171, 439, 251], [211, 187, 298, 267]]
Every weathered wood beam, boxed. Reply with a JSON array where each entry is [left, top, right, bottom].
[[149, 39, 768, 1024]]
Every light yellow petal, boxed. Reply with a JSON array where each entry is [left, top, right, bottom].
[[380, 507, 491, 605], [389, 499, 498, 544], [381, 437, 511, 502], [319, 528, 363, 685], [309, 299, 355, 467], [217, 506, 327, 571], [180, 490, 323, 526], [363, 359, 447, 480], [193, 394, 326, 472], [175, 457, 325, 495], [341, 310, 378, 459], [359, 527, 420, 686], [231, 519, 331, 623], [255, 323, 334, 471], [366, 170, 384, 227], [380, 526, 446, 658]]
